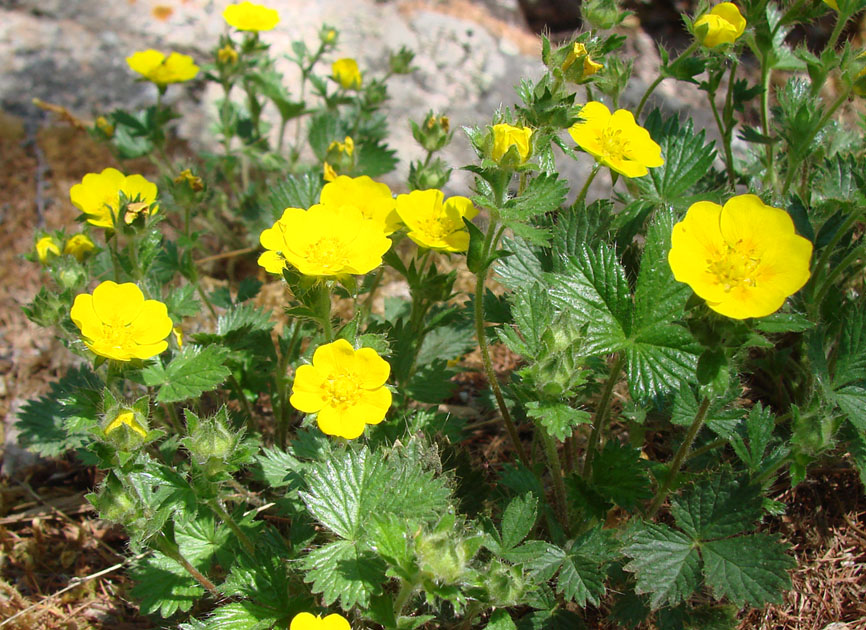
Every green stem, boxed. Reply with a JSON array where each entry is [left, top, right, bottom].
[[154, 533, 220, 598], [575, 164, 600, 207], [721, 60, 739, 186], [825, 10, 849, 52], [813, 233, 864, 307], [582, 353, 625, 476], [635, 40, 700, 119], [161, 402, 183, 435], [196, 283, 218, 320], [474, 218, 530, 467], [751, 453, 793, 487], [208, 499, 255, 555], [228, 373, 255, 431], [760, 56, 777, 190], [393, 577, 420, 617], [708, 93, 734, 186], [539, 429, 569, 533], [647, 397, 711, 518]]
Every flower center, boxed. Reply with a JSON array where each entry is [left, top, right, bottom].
[[416, 216, 451, 241], [304, 237, 348, 271], [100, 322, 135, 350], [325, 374, 361, 407], [707, 242, 762, 292], [597, 127, 630, 161]]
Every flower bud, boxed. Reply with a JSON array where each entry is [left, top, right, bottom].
[[102, 409, 149, 452], [35, 235, 61, 264], [320, 25, 338, 45], [63, 233, 96, 262], [693, 3, 747, 48], [332, 58, 362, 90], [489, 123, 533, 167], [182, 409, 238, 475], [412, 112, 452, 153], [88, 473, 139, 525], [94, 116, 114, 138], [415, 529, 467, 584], [581, 0, 622, 30], [174, 168, 205, 192], [485, 561, 525, 606], [57, 263, 88, 291], [408, 157, 452, 191], [389, 46, 416, 75], [324, 136, 356, 177], [560, 42, 603, 84], [217, 43, 239, 66]]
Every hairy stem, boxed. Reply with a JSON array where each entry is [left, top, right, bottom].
[[155, 533, 220, 598], [539, 429, 569, 533], [582, 353, 625, 476], [208, 499, 255, 555]]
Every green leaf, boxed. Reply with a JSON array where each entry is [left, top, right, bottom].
[[551, 200, 613, 259], [622, 523, 701, 609], [516, 607, 585, 630], [355, 140, 399, 177], [164, 284, 201, 320], [141, 345, 231, 403], [833, 304, 866, 388], [833, 386, 866, 431], [669, 474, 763, 541], [555, 528, 617, 607], [501, 493, 538, 551], [729, 404, 776, 472], [176, 514, 230, 568], [500, 283, 555, 359], [590, 440, 651, 510], [130, 552, 203, 618], [486, 609, 517, 630], [415, 323, 475, 366], [15, 365, 102, 457], [753, 312, 814, 333], [267, 174, 322, 218], [222, 527, 295, 611], [701, 534, 794, 607], [302, 539, 386, 610], [501, 173, 568, 223], [526, 401, 591, 442], [637, 110, 717, 206], [625, 329, 701, 403], [548, 245, 631, 355], [406, 359, 456, 403], [197, 602, 279, 630], [253, 447, 304, 489], [300, 443, 451, 541], [840, 420, 866, 487]]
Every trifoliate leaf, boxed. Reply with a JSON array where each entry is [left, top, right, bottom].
[[701, 534, 794, 607], [526, 401, 591, 442], [16, 365, 102, 456], [302, 539, 386, 610], [500, 493, 538, 551], [638, 110, 717, 207], [669, 474, 763, 541], [141, 345, 231, 403], [753, 312, 814, 333], [622, 523, 701, 609], [130, 552, 203, 618]]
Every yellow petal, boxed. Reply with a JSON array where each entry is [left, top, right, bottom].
[[289, 612, 320, 630], [321, 614, 351, 630], [353, 347, 390, 388], [312, 339, 356, 373], [128, 300, 173, 345], [70, 293, 101, 337], [257, 250, 287, 275], [291, 364, 328, 413], [91, 281, 145, 325], [316, 405, 365, 439]]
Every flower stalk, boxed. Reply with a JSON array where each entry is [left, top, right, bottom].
[[582, 353, 625, 476]]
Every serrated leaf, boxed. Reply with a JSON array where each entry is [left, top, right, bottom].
[[164, 284, 201, 320], [486, 609, 517, 630], [551, 200, 613, 259], [840, 420, 866, 487], [415, 324, 475, 366], [303, 539, 386, 610], [300, 443, 451, 541], [590, 440, 651, 510], [638, 110, 717, 206], [624, 329, 700, 403], [15, 365, 103, 457], [833, 304, 866, 388], [253, 447, 304, 489], [217, 303, 274, 336], [355, 140, 398, 177], [267, 174, 322, 218], [701, 534, 794, 607], [555, 528, 617, 607], [548, 245, 631, 355], [198, 602, 279, 630], [501, 173, 568, 223], [222, 527, 294, 611], [526, 401, 591, 441], [622, 523, 701, 609], [754, 312, 814, 333], [672, 388, 743, 438], [501, 493, 538, 551], [516, 609, 585, 630], [176, 514, 230, 568], [503, 283, 555, 359], [406, 359, 456, 403], [130, 552, 203, 618], [833, 386, 866, 431], [495, 234, 549, 290], [729, 404, 776, 472], [670, 474, 763, 541], [141, 345, 231, 403]]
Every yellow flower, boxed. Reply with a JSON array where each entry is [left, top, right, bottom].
[[258, 204, 391, 277], [126, 50, 199, 85], [668, 194, 813, 319], [323, 162, 338, 182], [105, 411, 148, 439], [222, 1, 279, 31], [562, 42, 603, 78], [694, 3, 747, 48], [290, 612, 351, 630], [395, 189, 478, 253], [174, 168, 204, 192], [69, 168, 158, 229], [491, 123, 533, 164], [320, 175, 400, 234], [332, 58, 362, 90], [63, 234, 96, 262], [328, 136, 354, 157], [71, 281, 174, 361], [290, 339, 391, 440], [217, 44, 239, 65], [35, 236, 61, 263], [568, 101, 664, 178]]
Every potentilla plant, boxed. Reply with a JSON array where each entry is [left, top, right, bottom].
[[18, 0, 866, 628]]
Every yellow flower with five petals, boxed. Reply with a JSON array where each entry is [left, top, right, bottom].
[[126, 50, 199, 86], [568, 101, 663, 178], [258, 204, 391, 277], [69, 168, 158, 229], [290, 340, 391, 440], [223, 1, 280, 31], [668, 194, 813, 319], [395, 189, 478, 253], [71, 281, 173, 361]]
